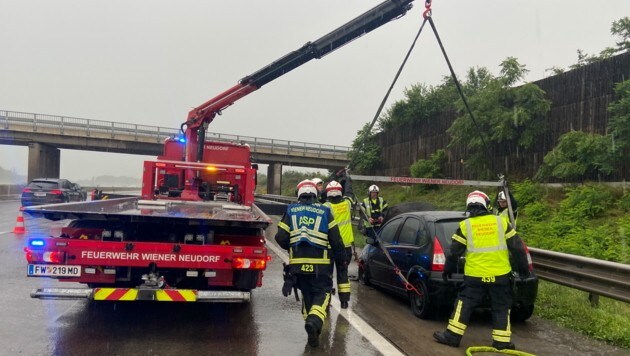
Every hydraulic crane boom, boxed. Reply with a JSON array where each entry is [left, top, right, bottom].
[[183, 0, 414, 162]]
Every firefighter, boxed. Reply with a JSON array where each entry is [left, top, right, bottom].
[[433, 190, 530, 350], [359, 184, 388, 239], [323, 179, 354, 309], [275, 179, 347, 348], [311, 177, 327, 203], [496, 191, 519, 226]]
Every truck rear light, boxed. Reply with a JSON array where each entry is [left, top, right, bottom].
[[186, 270, 199, 277], [431, 236, 445, 272], [232, 258, 266, 270], [43, 251, 65, 263], [50, 190, 63, 195], [24, 248, 35, 262]]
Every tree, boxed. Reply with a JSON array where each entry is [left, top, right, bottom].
[[535, 131, 615, 181], [447, 58, 550, 177], [410, 149, 446, 179], [608, 79, 630, 161], [348, 123, 382, 173]]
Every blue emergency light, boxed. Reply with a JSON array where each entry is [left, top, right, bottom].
[[30, 239, 45, 247]]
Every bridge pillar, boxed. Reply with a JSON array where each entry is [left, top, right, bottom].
[[266, 163, 282, 195], [28, 143, 60, 182]]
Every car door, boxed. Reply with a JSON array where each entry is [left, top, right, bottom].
[[387, 217, 427, 294], [369, 216, 403, 285]]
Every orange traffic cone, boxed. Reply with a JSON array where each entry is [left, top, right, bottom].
[[13, 208, 26, 234]]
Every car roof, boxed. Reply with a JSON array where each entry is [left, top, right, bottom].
[[397, 210, 468, 222], [31, 178, 63, 183]]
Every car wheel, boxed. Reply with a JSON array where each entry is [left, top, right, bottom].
[[511, 304, 534, 322], [409, 279, 433, 319], [358, 261, 371, 286]]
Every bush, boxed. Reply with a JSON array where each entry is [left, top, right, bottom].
[[559, 185, 613, 219]]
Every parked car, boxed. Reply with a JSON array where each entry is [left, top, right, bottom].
[[21, 178, 86, 206], [358, 210, 538, 321]]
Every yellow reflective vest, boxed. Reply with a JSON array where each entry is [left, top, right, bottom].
[[324, 198, 354, 247], [451, 214, 515, 278]]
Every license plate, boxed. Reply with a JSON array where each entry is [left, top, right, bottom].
[[28, 264, 81, 277], [34, 192, 46, 197]]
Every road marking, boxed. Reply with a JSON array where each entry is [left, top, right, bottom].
[[0, 231, 11, 236], [266, 241, 404, 356]]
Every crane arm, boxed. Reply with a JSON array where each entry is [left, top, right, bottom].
[[184, 0, 414, 161]]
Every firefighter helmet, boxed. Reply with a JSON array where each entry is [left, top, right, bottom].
[[466, 190, 490, 209], [325, 180, 343, 197], [368, 184, 380, 193], [297, 179, 318, 198]]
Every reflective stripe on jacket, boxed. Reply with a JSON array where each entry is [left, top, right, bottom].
[[361, 197, 387, 227]]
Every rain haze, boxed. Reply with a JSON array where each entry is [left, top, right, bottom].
[[1, 0, 629, 182]]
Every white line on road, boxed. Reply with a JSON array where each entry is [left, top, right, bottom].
[[266, 241, 404, 356], [0, 231, 11, 236]]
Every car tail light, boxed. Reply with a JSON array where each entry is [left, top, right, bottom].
[[232, 258, 266, 270], [431, 236, 445, 271], [50, 190, 63, 195], [22, 188, 32, 193], [522, 241, 534, 271]]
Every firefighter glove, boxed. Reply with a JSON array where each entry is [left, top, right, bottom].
[[282, 263, 296, 297]]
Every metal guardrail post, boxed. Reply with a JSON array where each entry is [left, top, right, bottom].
[[111, 121, 115, 138], [2, 111, 7, 129], [135, 124, 138, 141], [60, 117, 65, 134], [157, 127, 160, 142], [33, 113, 38, 132], [87, 119, 90, 137]]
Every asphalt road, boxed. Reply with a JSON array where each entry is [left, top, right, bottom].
[[0, 200, 626, 356]]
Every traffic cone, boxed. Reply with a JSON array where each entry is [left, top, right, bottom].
[[13, 208, 26, 234]]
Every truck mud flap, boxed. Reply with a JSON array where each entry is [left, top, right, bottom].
[[31, 287, 251, 303]]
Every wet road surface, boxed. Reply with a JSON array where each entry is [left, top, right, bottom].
[[1, 200, 627, 355]]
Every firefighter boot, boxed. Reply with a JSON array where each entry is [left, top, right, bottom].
[[433, 330, 461, 348], [305, 320, 319, 347], [492, 341, 516, 350], [341, 301, 349, 309]]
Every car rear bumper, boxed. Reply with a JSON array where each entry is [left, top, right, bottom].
[[427, 272, 538, 307]]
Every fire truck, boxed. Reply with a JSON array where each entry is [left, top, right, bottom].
[[22, 0, 415, 303]]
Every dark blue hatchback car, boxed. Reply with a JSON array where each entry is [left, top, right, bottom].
[[358, 210, 538, 321]]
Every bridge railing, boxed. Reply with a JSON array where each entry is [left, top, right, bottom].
[[1, 110, 349, 160]]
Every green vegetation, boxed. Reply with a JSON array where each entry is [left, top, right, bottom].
[[349, 181, 629, 348], [536, 280, 630, 349], [348, 123, 382, 173]]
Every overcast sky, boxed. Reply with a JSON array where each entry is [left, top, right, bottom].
[[1, 0, 629, 182]]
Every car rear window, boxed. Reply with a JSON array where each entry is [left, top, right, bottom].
[[435, 219, 464, 245], [28, 181, 60, 189]]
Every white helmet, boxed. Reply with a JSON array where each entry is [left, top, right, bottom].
[[466, 190, 489, 209], [311, 178, 323, 185], [368, 184, 380, 193], [325, 181, 343, 197], [497, 191, 507, 202], [297, 179, 318, 198]]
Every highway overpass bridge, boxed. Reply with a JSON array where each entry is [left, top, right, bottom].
[[0, 110, 350, 194]]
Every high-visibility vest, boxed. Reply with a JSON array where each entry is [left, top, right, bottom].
[[458, 214, 515, 278], [362, 197, 387, 228], [279, 203, 337, 266], [324, 199, 354, 247]]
